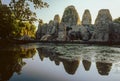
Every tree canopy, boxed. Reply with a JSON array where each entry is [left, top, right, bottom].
[[113, 17, 120, 24], [0, 0, 48, 39], [0, 0, 49, 22]]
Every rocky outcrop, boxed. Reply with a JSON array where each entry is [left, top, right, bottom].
[[91, 9, 112, 41], [67, 25, 93, 41], [61, 5, 80, 26], [36, 22, 48, 40], [79, 25, 92, 41], [67, 26, 81, 41], [57, 23, 66, 41], [36, 8, 120, 42], [109, 23, 120, 42], [36, 20, 43, 39], [82, 9, 92, 25], [41, 20, 59, 41], [19, 35, 33, 40], [54, 14, 60, 23], [41, 23, 48, 35]]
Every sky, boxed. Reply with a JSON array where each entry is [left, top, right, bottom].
[[2, 0, 120, 25], [35, 0, 120, 24]]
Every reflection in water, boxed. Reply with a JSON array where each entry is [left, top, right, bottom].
[[1, 44, 120, 81], [37, 46, 118, 76], [0, 46, 36, 81], [62, 59, 80, 75], [96, 62, 112, 75], [37, 48, 80, 75], [82, 60, 91, 71]]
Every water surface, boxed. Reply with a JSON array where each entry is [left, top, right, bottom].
[[0, 43, 120, 81]]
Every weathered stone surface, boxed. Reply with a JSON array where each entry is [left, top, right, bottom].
[[40, 20, 59, 41], [36, 20, 43, 39], [47, 20, 59, 35], [67, 26, 81, 40], [79, 25, 92, 41], [19, 35, 33, 40], [41, 23, 48, 35], [91, 9, 112, 41], [57, 23, 66, 41], [109, 23, 120, 42], [61, 5, 80, 26], [67, 25, 93, 41], [82, 9, 92, 25], [54, 14, 60, 23], [95, 9, 112, 25], [40, 34, 52, 41]]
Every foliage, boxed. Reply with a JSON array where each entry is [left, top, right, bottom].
[[0, 5, 15, 39], [9, 0, 49, 22], [0, 0, 48, 39], [113, 17, 120, 24], [12, 21, 36, 38]]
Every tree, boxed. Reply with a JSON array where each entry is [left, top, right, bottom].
[[0, 5, 15, 39], [0, 0, 48, 39], [113, 17, 120, 24], [0, 0, 49, 22], [10, 21, 36, 38]]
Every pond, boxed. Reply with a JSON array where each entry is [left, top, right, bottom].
[[0, 43, 120, 81]]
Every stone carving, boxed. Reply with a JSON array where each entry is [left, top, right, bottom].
[[54, 14, 60, 23], [91, 9, 112, 41], [41, 20, 59, 41], [82, 9, 92, 25], [61, 5, 80, 26]]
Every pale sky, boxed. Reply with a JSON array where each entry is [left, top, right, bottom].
[[34, 0, 120, 24], [3, 0, 120, 25]]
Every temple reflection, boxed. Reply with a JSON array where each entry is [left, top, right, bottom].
[[37, 48, 80, 75], [0, 47, 36, 81], [37, 47, 116, 76], [62, 58, 80, 75], [82, 60, 91, 71], [96, 62, 112, 75]]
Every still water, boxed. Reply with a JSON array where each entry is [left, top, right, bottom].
[[0, 43, 120, 81]]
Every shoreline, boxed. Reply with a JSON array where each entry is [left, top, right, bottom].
[[0, 39, 120, 45]]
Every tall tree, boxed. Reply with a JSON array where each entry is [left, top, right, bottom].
[[0, 0, 49, 39], [0, 0, 2, 5], [0, 0, 49, 22], [9, 0, 48, 22], [0, 5, 15, 39]]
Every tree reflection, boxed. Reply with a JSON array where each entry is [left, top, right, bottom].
[[82, 60, 91, 71], [0, 47, 36, 81], [96, 62, 112, 75]]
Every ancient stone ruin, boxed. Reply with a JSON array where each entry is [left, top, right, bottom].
[[91, 9, 112, 41], [61, 5, 81, 26], [36, 20, 44, 39], [54, 14, 60, 23], [82, 9, 92, 25], [36, 5, 120, 42]]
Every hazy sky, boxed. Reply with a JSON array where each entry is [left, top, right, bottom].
[[3, 0, 120, 25], [34, 0, 120, 24]]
